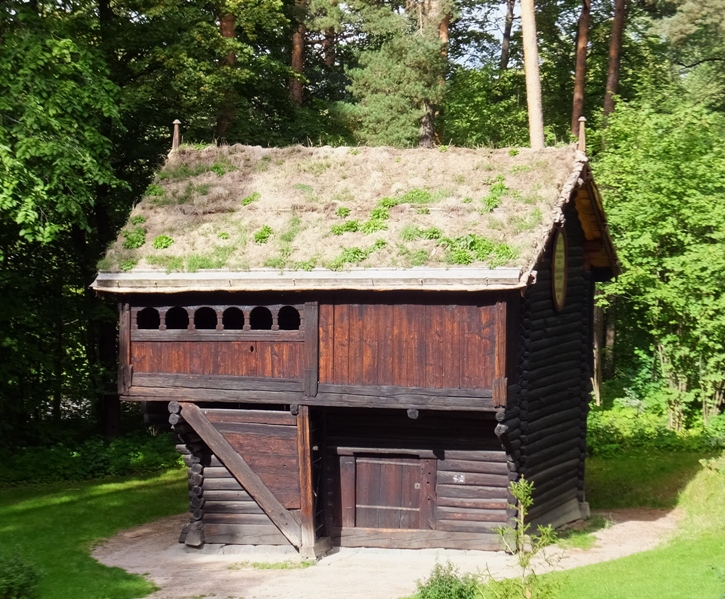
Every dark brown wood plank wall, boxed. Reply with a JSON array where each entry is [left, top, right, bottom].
[[132, 340, 304, 379], [508, 200, 593, 522], [322, 408, 508, 537], [318, 297, 497, 390]]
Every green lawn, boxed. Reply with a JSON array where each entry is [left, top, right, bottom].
[[0, 469, 186, 599], [585, 450, 709, 509], [551, 451, 725, 599], [551, 534, 725, 599]]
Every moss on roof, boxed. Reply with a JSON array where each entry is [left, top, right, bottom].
[[99, 144, 582, 274]]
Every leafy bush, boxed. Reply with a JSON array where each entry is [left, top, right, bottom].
[[331, 220, 360, 235], [439, 234, 517, 266], [0, 433, 182, 485], [587, 403, 725, 456], [416, 563, 478, 599], [0, 553, 40, 599], [241, 191, 260, 206], [254, 225, 273, 244], [121, 226, 146, 249], [152, 235, 174, 249], [335, 206, 350, 218]]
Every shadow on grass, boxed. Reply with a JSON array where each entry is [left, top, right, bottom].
[[585, 450, 710, 510], [0, 469, 187, 599]]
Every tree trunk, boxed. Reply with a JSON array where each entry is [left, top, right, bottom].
[[417, 0, 449, 147], [419, 101, 435, 148], [603, 0, 626, 117], [500, 0, 515, 71], [323, 28, 335, 67], [289, 0, 307, 106], [571, 0, 591, 135], [217, 12, 237, 140], [520, 0, 545, 149]]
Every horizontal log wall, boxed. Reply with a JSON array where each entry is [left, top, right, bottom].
[[318, 298, 497, 390], [511, 201, 593, 524], [175, 407, 302, 547]]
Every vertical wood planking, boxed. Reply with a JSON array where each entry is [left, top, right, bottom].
[[361, 304, 378, 386], [339, 456, 356, 527], [420, 458, 437, 530], [376, 303, 394, 386], [347, 304, 364, 385], [318, 304, 334, 384], [333, 305, 350, 384], [425, 304, 445, 388], [297, 405, 316, 549], [408, 304, 426, 387], [392, 304, 408, 386]]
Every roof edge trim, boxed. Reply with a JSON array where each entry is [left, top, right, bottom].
[[91, 267, 525, 294]]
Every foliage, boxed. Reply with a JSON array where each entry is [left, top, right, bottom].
[[0, 471, 186, 599], [0, 433, 182, 485], [152, 235, 174, 250], [329, 239, 386, 269], [0, 553, 40, 599], [415, 562, 478, 599], [479, 478, 560, 599], [254, 225, 273, 244], [439, 234, 517, 266], [595, 87, 725, 429], [242, 192, 261, 206]]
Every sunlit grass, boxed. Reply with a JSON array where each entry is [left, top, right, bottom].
[[0, 469, 186, 599]]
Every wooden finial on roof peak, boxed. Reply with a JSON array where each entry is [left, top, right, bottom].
[[577, 116, 587, 153], [172, 119, 181, 151]]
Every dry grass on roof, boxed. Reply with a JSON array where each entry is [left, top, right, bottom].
[[98, 144, 580, 274]]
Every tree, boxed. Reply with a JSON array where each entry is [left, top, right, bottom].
[[595, 86, 725, 427], [520, 0, 545, 148], [603, 0, 627, 117], [571, 0, 591, 134]]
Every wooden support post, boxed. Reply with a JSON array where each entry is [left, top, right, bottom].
[[118, 303, 132, 395], [493, 298, 508, 408], [297, 405, 316, 556], [172, 119, 181, 151], [304, 302, 319, 397], [179, 402, 302, 547]]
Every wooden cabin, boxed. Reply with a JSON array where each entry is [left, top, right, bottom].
[[93, 143, 618, 555]]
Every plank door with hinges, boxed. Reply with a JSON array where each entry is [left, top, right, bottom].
[[336, 454, 436, 530]]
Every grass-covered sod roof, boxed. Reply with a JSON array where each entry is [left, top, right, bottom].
[[99, 144, 584, 275]]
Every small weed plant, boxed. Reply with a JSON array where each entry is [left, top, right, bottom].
[[0, 552, 40, 599], [242, 192, 260, 206], [152, 235, 174, 250], [479, 478, 560, 599], [254, 225, 273, 244], [329, 239, 386, 269], [122, 226, 146, 250], [416, 563, 478, 599]]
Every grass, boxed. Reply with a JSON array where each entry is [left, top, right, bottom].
[[408, 449, 724, 599], [0, 469, 187, 599], [550, 450, 725, 598], [585, 449, 708, 509], [556, 515, 612, 550]]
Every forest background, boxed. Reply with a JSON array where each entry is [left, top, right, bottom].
[[1, 0, 724, 463]]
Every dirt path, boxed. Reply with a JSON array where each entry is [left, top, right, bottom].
[[93, 509, 679, 599]]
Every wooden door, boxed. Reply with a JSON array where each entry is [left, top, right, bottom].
[[336, 453, 436, 530]]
